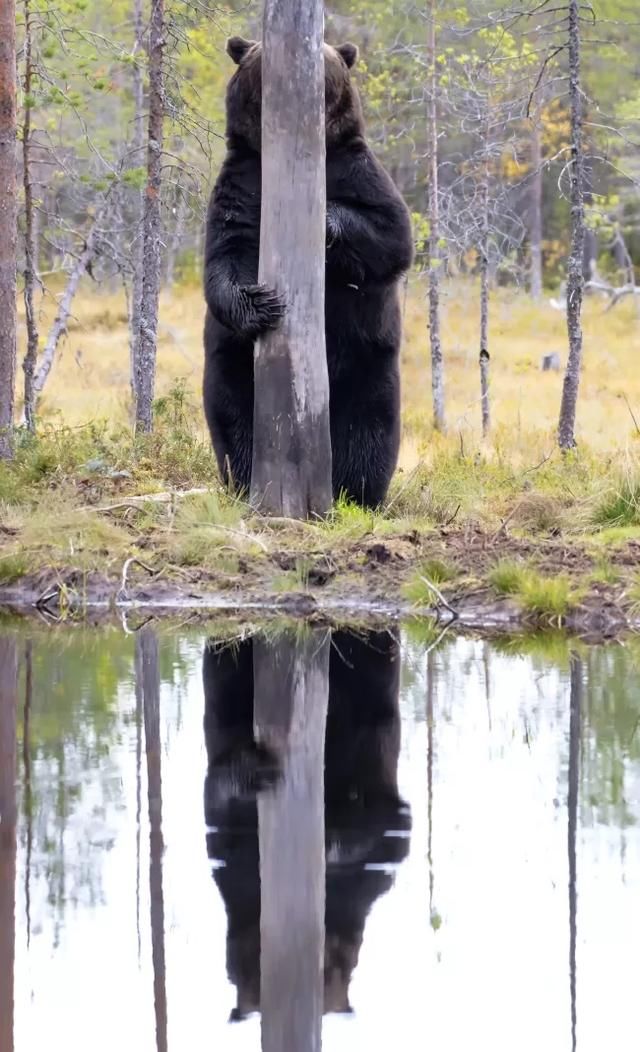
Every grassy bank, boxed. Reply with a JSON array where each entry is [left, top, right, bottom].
[[1, 391, 639, 627], [4, 277, 640, 626]]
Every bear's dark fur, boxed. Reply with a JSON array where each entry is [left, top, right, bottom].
[[203, 629, 411, 1019], [203, 37, 414, 507]]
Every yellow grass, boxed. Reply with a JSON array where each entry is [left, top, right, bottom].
[[16, 276, 640, 466]]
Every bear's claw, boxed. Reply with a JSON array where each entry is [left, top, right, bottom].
[[235, 283, 287, 336]]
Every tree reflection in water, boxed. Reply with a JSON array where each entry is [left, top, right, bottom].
[[203, 628, 412, 1045]]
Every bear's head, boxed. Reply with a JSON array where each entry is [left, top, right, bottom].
[[224, 36, 364, 152]]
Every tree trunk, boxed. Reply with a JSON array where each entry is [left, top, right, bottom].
[[0, 637, 18, 1052], [250, 0, 332, 518], [0, 0, 17, 460], [129, 0, 145, 403], [22, 0, 40, 433], [133, 0, 165, 433], [567, 651, 582, 1052], [138, 629, 168, 1052], [426, 0, 445, 433], [558, 0, 585, 452], [529, 116, 543, 300], [479, 116, 490, 439], [23, 640, 33, 948], [31, 215, 102, 397], [164, 190, 186, 290], [254, 630, 329, 1052]]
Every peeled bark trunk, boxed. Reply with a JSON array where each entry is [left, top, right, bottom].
[[138, 629, 168, 1052], [0, 637, 18, 1052], [558, 0, 585, 452], [426, 0, 445, 432], [133, 0, 165, 433], [530, 116, 543, 300], [254, 630, 329, 1052], [0, 0, 17, 459], [250, 0, 332, 518], [22, 0, 39, 432]]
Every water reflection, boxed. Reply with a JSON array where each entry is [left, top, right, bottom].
[[1, 629, 640, 1050], [203, 628, 411, 1042], [0, 636, 18, 1052]]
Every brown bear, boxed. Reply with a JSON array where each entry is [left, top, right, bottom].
[[203, 37, 414, 507]]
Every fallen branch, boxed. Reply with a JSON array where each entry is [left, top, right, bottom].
[[419, 575, 459, 621]]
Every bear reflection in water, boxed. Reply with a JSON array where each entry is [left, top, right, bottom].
[[203, 630, 411, 1021]]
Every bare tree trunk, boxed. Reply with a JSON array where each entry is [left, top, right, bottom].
[[558, 0, 585, 452], [138, 629, 168, 1052], [254, 630, 329, 1052], [250, 0, 332, 518], [479, 116, 490, 439], [567, 651, 581, 1052], [23, 640, 33, 948], [164, 190, 186, 290], [529, 116, 543, 300], [21, 0, 39, 432], [426, 648, 437, 927], [0, 637, 18, 1052], [133, 0, 165, 433], [0, 0, 17, 460], [31, 218, 102, 397], [129, 0, 145, 402], [426, 0, 445, 433]]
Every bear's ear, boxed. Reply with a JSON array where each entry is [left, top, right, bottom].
[[336, 42, 358, 69], [226, 36, 256, 65]]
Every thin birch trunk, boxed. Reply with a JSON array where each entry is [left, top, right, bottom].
[[0, 0, 17, 459], [479, 114, 490, 438], [164, 190, 186, 290], [426, 0, 445, 432], [558, 0, 585, 452], [0, 637, 18, 1052], [567, 651, 582, 1052], [138, 629, 168, 1052], [129, 0, 145, 401], [22, 0, 40, 432], [250, 0, 332, 517], [254, 630, 329, 1052], [23, 640, 33, 948], [529, 115, 543, 300], [31, 216, 101, 396], [133, 0, 165, 433]]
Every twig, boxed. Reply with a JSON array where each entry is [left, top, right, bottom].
[[442, 504, 461, 527], [117, 556, 155, 601], [523, 451, 554, 474], [622, 394, 640, 437], [489, 502, 522, 542], [419, 575, 459, 621]]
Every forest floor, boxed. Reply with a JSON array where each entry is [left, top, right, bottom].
[[2, 279, 640, 634]]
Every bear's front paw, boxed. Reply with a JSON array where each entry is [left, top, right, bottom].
[[235, 283, 286, 336]]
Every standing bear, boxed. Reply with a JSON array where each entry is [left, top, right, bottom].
[[203, 37, 414, 507]]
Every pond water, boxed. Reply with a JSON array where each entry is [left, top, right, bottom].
[[0, 623, 639, 1051]]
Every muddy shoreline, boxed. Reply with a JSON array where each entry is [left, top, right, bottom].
[[1, 568, 637, 640]]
